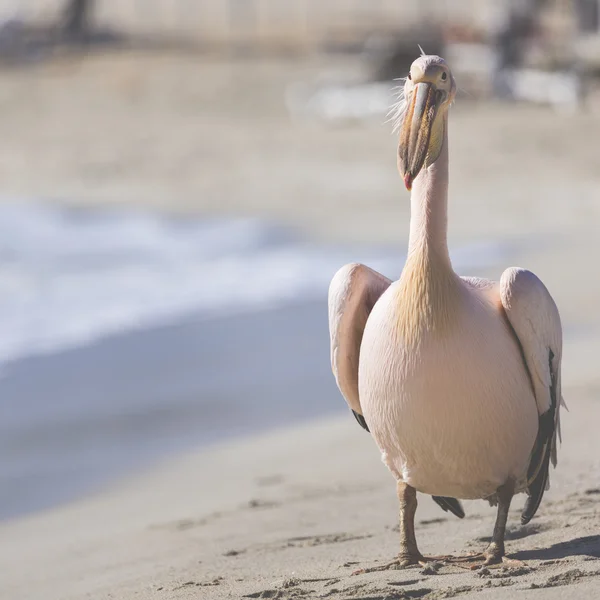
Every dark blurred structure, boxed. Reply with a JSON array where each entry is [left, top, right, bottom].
[[495, 0, 548, 70], [62, 0, 94, 41], [576, 0, 599, 32]]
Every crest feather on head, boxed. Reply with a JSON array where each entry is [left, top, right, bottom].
[[387, 45, 425, 133], [386, 79, 408, 134]]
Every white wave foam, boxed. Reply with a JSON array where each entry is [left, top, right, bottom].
[[0, 203, 508, 364]]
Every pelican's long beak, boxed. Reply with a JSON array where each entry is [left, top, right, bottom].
[[399, 83, 442, 191]]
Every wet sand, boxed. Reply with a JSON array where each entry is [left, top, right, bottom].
[[0, 52, 599, 599]]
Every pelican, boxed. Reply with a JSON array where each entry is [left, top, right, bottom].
[[328, 54, 564, 568]]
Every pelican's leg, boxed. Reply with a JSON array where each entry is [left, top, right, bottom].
[[397, 481, 425, 565], [483, 480, 514, 564], [352, 482, 438, 574], [451, 480, 522, 570]]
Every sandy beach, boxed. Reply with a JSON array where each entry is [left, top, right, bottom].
[[0, 51, 600, 599]]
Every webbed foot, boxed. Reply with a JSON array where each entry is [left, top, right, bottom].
[[447, 542, 525, 570]]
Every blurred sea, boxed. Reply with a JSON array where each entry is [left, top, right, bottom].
[[0, 203, 510, 520]]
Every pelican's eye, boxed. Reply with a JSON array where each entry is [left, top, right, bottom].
[[441, 72, 447, 81], [407, 72, 412, 81]]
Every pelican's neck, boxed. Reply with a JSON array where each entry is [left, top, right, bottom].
[[407, 116, 450, 268], [396, 116, 458, 343]]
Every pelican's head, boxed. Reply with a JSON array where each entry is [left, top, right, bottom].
[[394, 54, 456, 191]]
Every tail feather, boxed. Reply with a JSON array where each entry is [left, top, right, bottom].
[[432, 496, 465, 519]]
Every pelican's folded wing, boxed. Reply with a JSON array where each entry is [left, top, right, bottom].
[[500, 267, 565, 524], [328, 263, 391, 420]]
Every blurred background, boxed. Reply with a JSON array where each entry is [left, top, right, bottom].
[[0, 0, 599, 522]]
